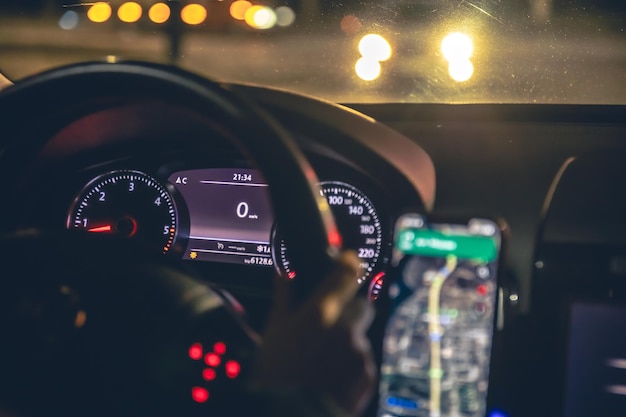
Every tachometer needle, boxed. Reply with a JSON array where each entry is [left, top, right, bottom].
[[87, 225, 113, 233]]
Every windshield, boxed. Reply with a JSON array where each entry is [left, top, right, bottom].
[[0, 1, 624, 104]]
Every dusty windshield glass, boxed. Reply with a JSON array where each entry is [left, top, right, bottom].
[[0, 1, 624, 103]]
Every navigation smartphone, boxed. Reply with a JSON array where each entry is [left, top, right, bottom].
[[377, 214, 504, 417]]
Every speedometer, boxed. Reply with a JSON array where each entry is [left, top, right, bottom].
[[274, 181, 383, 284]]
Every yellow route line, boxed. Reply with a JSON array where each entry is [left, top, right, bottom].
[[428, 255, 457, 417]]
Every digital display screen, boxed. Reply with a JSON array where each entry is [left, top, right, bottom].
[[169, 168, 275, 266], [379, 214, 501, 417], [564, 303, 626, 417]]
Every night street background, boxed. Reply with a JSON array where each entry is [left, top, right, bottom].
[[1, 0, 624, 103]]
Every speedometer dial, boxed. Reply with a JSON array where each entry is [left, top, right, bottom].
[[274, 181, 383, 284], [67, 170, 178, 254]]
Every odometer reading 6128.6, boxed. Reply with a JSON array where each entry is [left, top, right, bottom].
[[67, 170, 178, 254], [276, 181, 383, 283]]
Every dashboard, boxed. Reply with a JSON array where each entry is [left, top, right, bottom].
[[5, 73, 433, 328], [2, 62, 626, 417], [26, 158, 383, 314]]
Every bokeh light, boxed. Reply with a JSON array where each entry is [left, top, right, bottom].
[[59, 10, 79, 30], [118, 2, 142, 23], [148, 3, 170, 24], [225, 360, 241, 378], [202, 368, 217, 381], [340, 15, 361, 36], [188, 343, 203, 360], [191, 387, 209, 403], [181, 4, 207, 25], [230, 0, 251, 21], [245, 5, 277, 30], [275, 6, 295, 27], [358, 34, 392, 62], [448, 59, 474, 82], [441, 32, 474, 62], [355, 57, 381, 81], [204, 353, 221, 367], [213, 341, 227, 355], [87, 2, 112, 23], [441, 32, 475, 82]]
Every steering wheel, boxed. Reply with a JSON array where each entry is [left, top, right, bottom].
[[0, 62, 343, 417]]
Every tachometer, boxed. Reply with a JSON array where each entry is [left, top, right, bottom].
[[67, 170, 178, 254], [274, 181, 383, 284]]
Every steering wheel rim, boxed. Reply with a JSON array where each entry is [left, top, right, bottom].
[[0, 61, 345, 415]]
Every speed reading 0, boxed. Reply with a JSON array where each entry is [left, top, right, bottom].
[[275, 181, 383, 284], [236, 202, 249, 218]]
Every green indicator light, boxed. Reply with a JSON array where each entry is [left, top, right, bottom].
[[397, 229, 498, 262], [449, 308, 459, 318]]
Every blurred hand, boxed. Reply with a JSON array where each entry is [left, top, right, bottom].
[[251, 251, 376, 416]]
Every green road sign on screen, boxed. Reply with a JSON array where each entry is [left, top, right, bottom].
[[396, 229, 498, 262]]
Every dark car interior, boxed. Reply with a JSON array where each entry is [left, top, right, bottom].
[[0, 56, 625, 417]]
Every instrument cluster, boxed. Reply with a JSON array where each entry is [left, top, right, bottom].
[[65, 166, 389, 294]]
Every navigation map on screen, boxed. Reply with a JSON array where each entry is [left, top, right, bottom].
[[379, 214, 501, 417]]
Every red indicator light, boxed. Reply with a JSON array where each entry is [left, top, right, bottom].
[[225, 360, 241, 378], [205, 353, 221, 367], [368, 272, 385, 301], [328, 229, 342, 248], [189, 343, 203, 360], [213, 342, 227, 355], [287, 271, 296, 280], [477, 284, 488, 296], [191, 387, 209, 403], [202, 368, 217, 381]]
